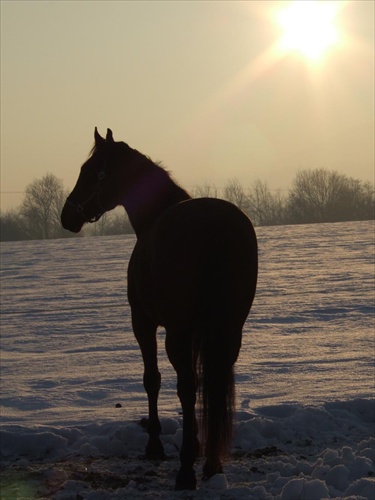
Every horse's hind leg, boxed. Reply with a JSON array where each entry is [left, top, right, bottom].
[[132, 313, 165, 460], [166, 331, 199, 490]]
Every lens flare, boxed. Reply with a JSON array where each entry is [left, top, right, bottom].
[[276, 1, 340, 61]]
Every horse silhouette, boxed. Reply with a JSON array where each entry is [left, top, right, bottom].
[[61, 128, 258, 490]]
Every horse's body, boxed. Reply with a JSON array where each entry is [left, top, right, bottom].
[[61, 129, 258, 490]]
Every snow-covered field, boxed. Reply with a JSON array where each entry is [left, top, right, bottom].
[[1, 220, 374, 499]]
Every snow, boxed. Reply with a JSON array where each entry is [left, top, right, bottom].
[[1, 220, 374, 499]]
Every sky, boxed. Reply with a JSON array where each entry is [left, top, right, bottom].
[[1, 0, 374, 211]]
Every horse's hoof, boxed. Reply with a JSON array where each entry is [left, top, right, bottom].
[[145, 440, 167, 460], [175, 469, 197, 490], [202, 464, 223, 480]]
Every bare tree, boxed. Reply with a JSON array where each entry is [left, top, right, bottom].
[[21, 174, 67, 239], [192, 182, 219, 198], [0, 209, 29, 241], [247, 180, 286, 226], [288, 169, 341, 223], [338, 178, 375, 221], [223, 178, 248, 211], [287, 168, 374, 223]]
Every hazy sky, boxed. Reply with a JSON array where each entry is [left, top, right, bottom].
[[1, 0, 374, 211]]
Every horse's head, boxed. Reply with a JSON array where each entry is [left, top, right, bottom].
[[61, 128, 133, 233]]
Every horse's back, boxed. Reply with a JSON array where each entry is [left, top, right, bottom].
[[129, 198, 257, 329]]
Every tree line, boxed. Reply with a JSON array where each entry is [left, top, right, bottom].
[[1, 168, 374, 241]]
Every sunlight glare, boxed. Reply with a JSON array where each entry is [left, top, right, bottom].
[[277, 1, 340, 61]]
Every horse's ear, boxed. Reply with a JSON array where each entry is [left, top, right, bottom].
[[106, 129, 114, 143], [94, 127, 105, 146]]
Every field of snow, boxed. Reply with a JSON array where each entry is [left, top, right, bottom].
[[1, 220, 374, 499]]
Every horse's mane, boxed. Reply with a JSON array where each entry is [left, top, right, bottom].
[[89, 140, 191, 199]]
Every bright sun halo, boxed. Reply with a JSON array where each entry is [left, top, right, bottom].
[[276, 1, 340, 61]]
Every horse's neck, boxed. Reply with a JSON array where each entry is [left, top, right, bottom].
[[122, 159, 191, 237]]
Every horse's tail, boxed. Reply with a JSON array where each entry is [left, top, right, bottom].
[[194, 322, 239, 475]]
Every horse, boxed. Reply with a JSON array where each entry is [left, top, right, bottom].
[[61, 128, 258, 490]]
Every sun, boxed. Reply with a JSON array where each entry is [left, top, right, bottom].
[[276, 1, 340, 61]]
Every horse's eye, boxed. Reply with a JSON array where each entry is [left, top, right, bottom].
[[98, 171, 105, 181]]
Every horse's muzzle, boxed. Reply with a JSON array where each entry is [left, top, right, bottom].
[[61, 201, 85, 233]]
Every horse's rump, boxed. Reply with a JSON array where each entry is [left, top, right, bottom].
[[145, 197, 257, 329]]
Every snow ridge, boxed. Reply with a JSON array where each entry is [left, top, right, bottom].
[[1, 399, 374, 499]]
